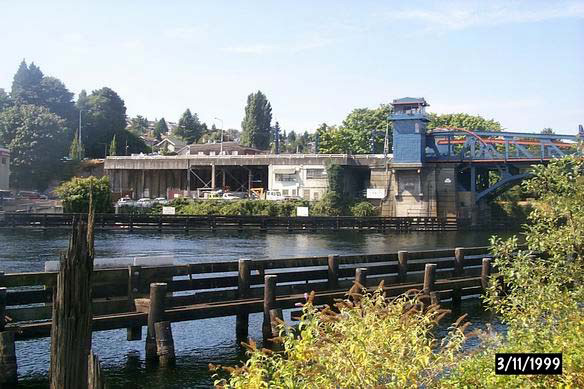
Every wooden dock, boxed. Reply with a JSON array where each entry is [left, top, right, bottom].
[[1, 213, 459, 232]]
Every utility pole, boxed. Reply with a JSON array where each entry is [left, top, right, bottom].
[[78, 110, 83, 160]]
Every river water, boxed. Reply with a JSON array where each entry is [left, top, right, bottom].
[[0, 228, 518, 388]]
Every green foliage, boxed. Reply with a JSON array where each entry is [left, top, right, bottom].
[[241, 91, 272, 150], [318, 105, 391, 154], [0, 88, 12, 111], [326, 164, 344, 195], [127, 115, 150, 136], [153, 118, 169, 140], [310, 192, 344, 216], [176, 199, 309, 217], [0, 104, 68, 190], [213, 288, 466, 388], [69, 133, 85, 161], [55, 176, 112, 213], [109, 135, 117, 156], [174, 109, 204, 143], [350, 201, 379, 217], [427, 113, 503, 132]]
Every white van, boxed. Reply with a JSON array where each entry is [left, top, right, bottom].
[[266, 191, 285, 201]]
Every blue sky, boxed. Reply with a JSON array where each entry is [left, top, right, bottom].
[[0, 0, 583, 133]]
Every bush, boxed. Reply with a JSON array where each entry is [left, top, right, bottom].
[[55, 176, 112, 213], [212, 288, 467, 388], [350, 201, 379, 217]]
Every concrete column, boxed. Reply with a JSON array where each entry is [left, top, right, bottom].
[[222, 167, 226, 189], [211, 164, 216, 190]]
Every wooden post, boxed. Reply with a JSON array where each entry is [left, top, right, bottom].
[[154, 321, 175, 367], [327, 254, 339, 289], [452, 247, 465, 308], [0, 287, 6, 332], [355, 267, 367, 288], [262, 275, 277, 341], [423, 263, 436, 294], [0, 286, 16, 386], [145, 282, 167, 361], [481, 258, 491, 291], [127, 265, 143, 341], [397, 251, 408, 282], [88, 352, 105, 389], [236, 259, 251, 340], [49, 213, 95, 389]]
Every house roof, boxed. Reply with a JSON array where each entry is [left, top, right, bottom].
[[392, 97, 428, 106], [178, 142, 263, 155], [155, 136, 187, 148]]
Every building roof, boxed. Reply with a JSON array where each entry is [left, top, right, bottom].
[[155, 135, 187, 148], [178, 142, 263, 155], [392, 97, 428, 106]]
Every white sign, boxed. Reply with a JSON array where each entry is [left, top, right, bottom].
[[162, 206, 176, 215], [296, 206, 309, 217], [366, 188, 386, 199]]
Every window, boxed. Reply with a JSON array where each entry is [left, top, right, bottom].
[[313, 192, 320, 201], [1, 157, 5, 165], [232, 151, 238, 155], [291, 189, 296, 196], [210, 151, 216, 156], [275, 173, 296, 182], [306, 169, 326, 179], [282, 189, 289, 196], [303, 189, 310, 199]]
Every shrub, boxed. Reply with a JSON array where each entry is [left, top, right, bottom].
[[350, 201, 378, 217], [212, 287, 467, 388], [55, 176, 112, 213]]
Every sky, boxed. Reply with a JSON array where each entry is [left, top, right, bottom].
[[0, 0, 583, 134]]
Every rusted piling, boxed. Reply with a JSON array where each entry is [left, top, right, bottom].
[[397, 251, 408, 282], [327, 254, 339, 289], [481, 258, 491, 291], [127, 265, 143, 341], [0, 287, 16, 386], [452, 247, 465, 308]]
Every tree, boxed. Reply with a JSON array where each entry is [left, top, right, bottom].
[[127, 115, 149, 136], [76, 89, 90, 112], [427, 113, 503, 132], [69, 132, 84, 160], [317, 105, 392, 154], [272, 121, 281, 153], [241, 91, 272, 149], [55, 176, 112, 213], [109, 135, 117, 156], [153, 118, 169, 140], [174, 109, 204, 144], [541, 127, 555, 135], [81, 87, 147, 157], [10, 60, 76, 127], [0, 88, 12, 111], [11, 60, 43, 105], [0, 105, 68, 189]]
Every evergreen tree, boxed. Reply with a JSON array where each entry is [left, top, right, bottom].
[[11, 60, 44, 105], [241, 90, 272, 149], [154, 118, 169, 140], [109, 135, 117, 156], [127, 115, 149, 135], [174, 109, 203, 143], [76, 89, 90, 111], [0, 89, 12, 111], [69, 132, 84, 160]]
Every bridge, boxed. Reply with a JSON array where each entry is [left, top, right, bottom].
[[388, 98, 582, 222]]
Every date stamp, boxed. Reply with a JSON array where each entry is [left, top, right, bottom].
[[496, 353, 562, 375]]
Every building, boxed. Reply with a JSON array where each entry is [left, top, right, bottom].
[[177, 142, 263, 156], [155, 136, 187, 154], [0, 146, 9, 190], [269, 165, 328, 200]]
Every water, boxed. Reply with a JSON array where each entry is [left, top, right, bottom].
[[0, 229, 518, 388]]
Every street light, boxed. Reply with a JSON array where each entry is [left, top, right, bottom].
[[78, 110, 84, 160], [214, 117, 224, 155]]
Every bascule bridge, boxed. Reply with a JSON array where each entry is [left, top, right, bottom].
[[378, 97, 583, 221]]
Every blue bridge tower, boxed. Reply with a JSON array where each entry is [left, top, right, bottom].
[[390, 97, 429, 165]]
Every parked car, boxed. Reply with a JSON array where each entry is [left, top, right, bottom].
[[136, 198, 153, 208], [222, 193, 241, 200], [153, 197, 169, 205], [266, 191, 285, 201], [116, 197, 135, 207]]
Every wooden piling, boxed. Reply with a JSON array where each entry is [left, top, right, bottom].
[[145, 282, 167, 361], [452, 247, 465, 308], [268, 308, 284, 350], [423, 263, 436, 294], [88, 352, 105, 389], [127, 265, 143, 341], [49, 213, 95, 389], [154, 321, 175, 367], [262, 275, 277, 341], [327, 255, 339, 289], [397, 251, 408, 282], [236, 259, 251, 340], [481, 258, 491, 291], [0, 331, 17, 386], [355, 267, 367, 288]]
